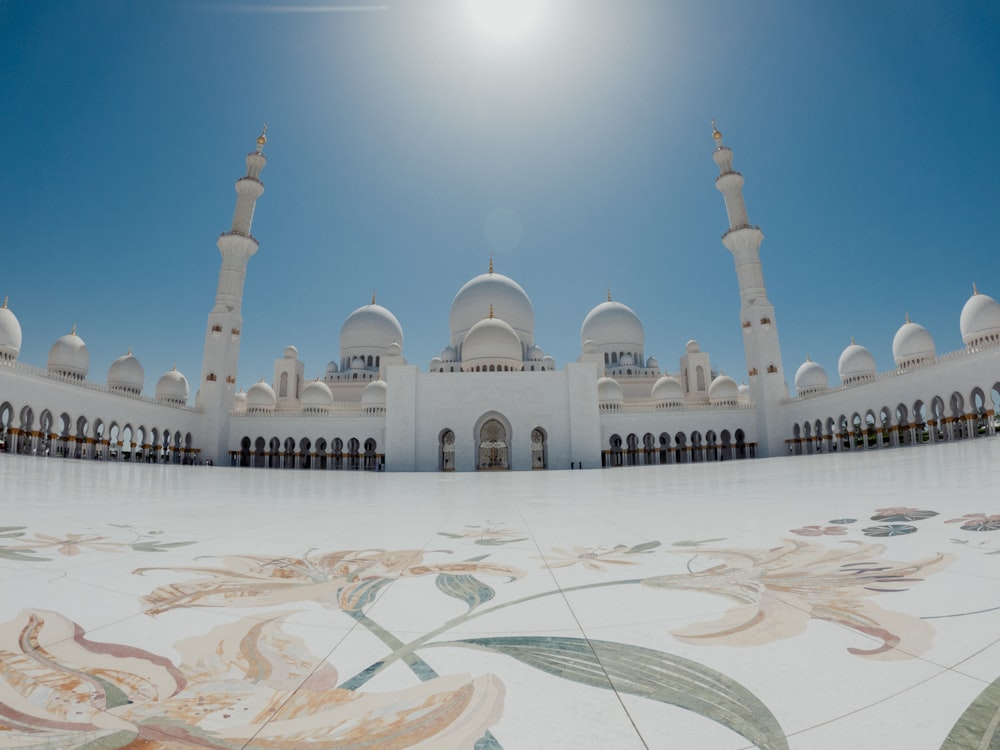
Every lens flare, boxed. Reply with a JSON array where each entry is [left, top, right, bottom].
[[467, 0, 544, 41]]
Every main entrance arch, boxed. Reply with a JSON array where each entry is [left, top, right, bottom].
[[475, 412, 511, 471]]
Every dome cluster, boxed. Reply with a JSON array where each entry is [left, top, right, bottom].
[[430, 266, 554, 372], [796, 287, 998, 397], [0, 297, 22, 361]]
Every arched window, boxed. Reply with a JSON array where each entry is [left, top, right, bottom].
[[279, 372, 288, 398], [531, 428, 547, 469], [440, 429, 456, 471]]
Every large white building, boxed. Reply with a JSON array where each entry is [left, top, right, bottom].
[[2, 125, 999, 471]]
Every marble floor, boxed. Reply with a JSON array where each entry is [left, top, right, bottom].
[[2, 440, 1000, 749]]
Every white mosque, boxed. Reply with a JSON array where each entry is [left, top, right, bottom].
[[2, 124, 999, 471]]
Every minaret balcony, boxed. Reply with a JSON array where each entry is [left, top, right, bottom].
[[721, 224, 761, 241]]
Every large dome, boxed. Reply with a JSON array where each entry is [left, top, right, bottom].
[[794, 359, 829, 396], [461, 315, 523, 371], [580, 300, 644, 351], [0, 298, 22, 361], [155, 367, 189, 405], [108, 349, 144, 394], [340, 302, 404, 357], [838, 340, 876, 385], [450, 271, 534, 348], [892, 318, 936, 368], [960, 288, 1000, 349], [47, 328, 89, 379]]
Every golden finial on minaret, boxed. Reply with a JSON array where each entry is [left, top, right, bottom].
[[489, 304, 494, 319], [371, 289, 376, 305], [257, 122, 269, 147], [973, 282, 979, 295], [489, 253, 494, 274], [711, 119, 723, 144]]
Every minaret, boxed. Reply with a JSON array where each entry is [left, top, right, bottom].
[[712, 122, 787, 457], [198, 127, 268, 463]]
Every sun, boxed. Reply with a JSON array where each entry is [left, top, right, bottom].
[[466, 0, 545, 41]]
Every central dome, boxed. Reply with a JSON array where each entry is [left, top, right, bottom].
[[340, 303, 404, 358], [580, 301, 644, 351], [450, 272, 534, 349]]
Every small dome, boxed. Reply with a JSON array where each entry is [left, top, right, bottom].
[[350, 357, 365, 370], [340, 302, 405, 358], [108, 349, 144, 394], [0, 298, 22, 360], [234, 389, 247, 404], [651, 375, 683, 402], [527, 344, 544, 361], [47, 328, 89, 379], [580, 300, 643, 352], [892, 318, 936, 368], [542, 355, 556, 370], [619, 353, 635, 367], [738, 383, 750, 399], [685, 340, 700, 354], [301, 380, 333, 409], [597, 376, 623, 404], [838, 340, 876, 385], [429, 356, 443, 370], [450, 271, 535, 348], [441, 345, 457, 362], [155, 367, 189, 406], [645, 356, 659, 370], [283, 345, 298, 360], [325, 360, 339, 377], [387, 341, 402, 356], [582, 339, 597, 354], [960, 288, 1000, 349], [794, 359, 829, 396], [362, 379, 388, 405], [709, 374, 739, 404], [461, 315, 523, 371], [245, 380, 276, 411]]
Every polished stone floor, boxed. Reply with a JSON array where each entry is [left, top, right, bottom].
[[2, 440, 1000, 749]]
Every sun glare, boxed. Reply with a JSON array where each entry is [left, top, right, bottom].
[[467, 0, 544, 41]]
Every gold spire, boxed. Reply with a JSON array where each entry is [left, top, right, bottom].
[[607, 288, 612, 302], [257, 122, 269, 146], [1, 296, 7, 309], [851, 336, 856, 345], [805, 355, 811, 362], [711, 119, 723, 143], [489, 254, 494, 274], [489, 304, 494, 319], [905, 312, 910, 323], [973, 282, 979, 295], [71, 324, 77, 336], [371, 289, 376, 305], [127, 346, 133, 356]]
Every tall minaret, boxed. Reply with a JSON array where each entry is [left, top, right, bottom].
[[198, 127, 268, 463], [712, 122, 787, 457]]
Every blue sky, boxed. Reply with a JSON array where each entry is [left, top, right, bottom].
[[2, 0, 999, 396]]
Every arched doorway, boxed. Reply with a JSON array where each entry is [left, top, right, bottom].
[[478, 418, 509, 471]]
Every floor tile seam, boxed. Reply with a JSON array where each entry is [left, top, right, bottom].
[[234, 615, 366, 749], [511, 500, 652, 750], [766, 663, 959, 746]]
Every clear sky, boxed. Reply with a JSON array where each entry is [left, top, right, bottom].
[[2, 0, 999, 397]]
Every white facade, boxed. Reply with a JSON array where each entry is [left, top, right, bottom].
[[3, 127, 1000, 471]]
